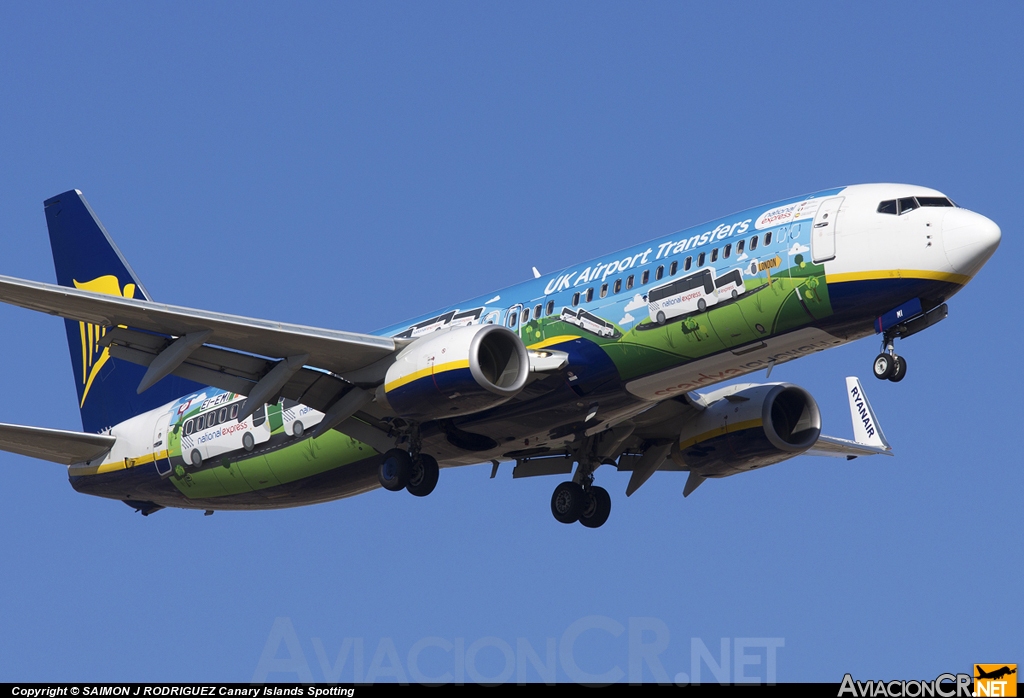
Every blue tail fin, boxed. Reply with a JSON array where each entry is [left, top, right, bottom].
[[44, 190, 205, 433]]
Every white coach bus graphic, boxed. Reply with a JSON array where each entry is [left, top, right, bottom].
[[647, 268, 745, 324], [176, 395, 324, 471], [559, 307, 616, 338]]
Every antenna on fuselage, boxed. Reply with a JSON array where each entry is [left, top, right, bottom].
[[532, 266, 541, 279]]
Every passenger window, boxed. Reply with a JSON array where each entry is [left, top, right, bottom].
[[764, 231, 772, 246], [877, 200, 898, 214], [572, 293, 580, 307], [230, 403, 238, 420], [750, 235, 758, 251], [669, 261, 678, 276], [613, 279, 622, 294], [711, 248, 718, 263], [897, 197, 919, 215], [521, 308, 530, 323], [737, 240, 745, 254], [586, 288, 594, 303], [546, 300, 554, 315], [697, 252, 705, 266], [509, 312, 518, 328], [656, 266, 664, 281], [196, 414, 206, 430], [600, 284, 608, 299], [724, 244, 731, 259], [684, 256, 692, 271], [641, 270, 649, 285], [534, 304, 542, 319], [626, 275, 634, 290], [219, 407, 228, 423], [184, 419, 195, 436]]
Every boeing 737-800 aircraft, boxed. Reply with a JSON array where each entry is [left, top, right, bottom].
[[0, 185, 1000, 526]]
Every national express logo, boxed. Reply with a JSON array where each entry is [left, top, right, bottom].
[[72, 275, 138, 406], [836, 664, 1016, 697]]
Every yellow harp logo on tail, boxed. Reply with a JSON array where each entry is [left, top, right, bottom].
[[73, 275, 138, 407]]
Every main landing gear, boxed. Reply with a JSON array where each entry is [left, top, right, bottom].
[[872, 337, 907, 383], [550, 466, 612, 528], [378, 448, 439, 497]]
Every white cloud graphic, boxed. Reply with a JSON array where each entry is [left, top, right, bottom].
[[619, 312, 635, 326], [787, 242, 810, 256], [623, 293, 647, 312]]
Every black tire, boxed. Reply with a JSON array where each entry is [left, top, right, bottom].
[[697, 298, 707, 312], [656, 311, 666, 325], [190, 449, 203, 467], [889, 355, 907, 383], [242, 432, 255, 451], [872, 353, 894, 380], [551, 481, 585, 524], [378, 449, 412, 492], [407, 454, 439, 497], [731, 289, 738, 300], [292, 420, 304, 437], [578, 486, 612, 529]]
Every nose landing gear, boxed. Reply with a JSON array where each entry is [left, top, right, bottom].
[[873, 338, 907, 383]]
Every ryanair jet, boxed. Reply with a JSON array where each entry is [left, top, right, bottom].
[[0, 185, 1000, 526]]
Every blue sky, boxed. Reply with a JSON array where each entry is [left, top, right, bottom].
[[0, 1, 1020, 683]]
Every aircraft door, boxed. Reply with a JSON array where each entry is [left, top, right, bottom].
[[811, 197, 843, 263], [152, 411, 173, 478]]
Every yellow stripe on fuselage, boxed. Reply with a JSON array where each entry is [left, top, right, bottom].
[[527, 335, 579, 350], [826, 269, 970, 286], [384, 359, 471, 393], [678, 418, 763, 451], [68, 449, 168, 477]]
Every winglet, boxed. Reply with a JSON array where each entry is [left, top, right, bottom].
[[845, 377, 890, 449]]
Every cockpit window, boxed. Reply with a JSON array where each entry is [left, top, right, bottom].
[[917, 196, 955, 207], [897, 197, 919, 215], [880, 196, 956, 216]]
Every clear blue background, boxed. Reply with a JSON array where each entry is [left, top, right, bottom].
[[0, 1, 1020, 683]]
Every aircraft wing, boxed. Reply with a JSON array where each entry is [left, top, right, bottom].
[[0, 274, 399, 379], [0, 423, 116, 465]]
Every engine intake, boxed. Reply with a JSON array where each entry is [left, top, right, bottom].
[[379, 324, 529, 421]]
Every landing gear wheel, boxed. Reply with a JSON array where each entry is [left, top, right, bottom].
[[551, 481, 585, 524], [873, 353, 895, 380], [656, 311, 666, 325], [697, 298, 707, 312], [378, 449, 412, 492], [406, 454, 439, 497], [889, 355, 907, 383], [578, 486, 612, 529]]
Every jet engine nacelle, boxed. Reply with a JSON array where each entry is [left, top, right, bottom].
[[671, 383, 822, 477], [378, 324, 530, 421]]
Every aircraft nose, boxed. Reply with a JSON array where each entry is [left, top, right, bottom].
[[942, 208, 1001, 277]]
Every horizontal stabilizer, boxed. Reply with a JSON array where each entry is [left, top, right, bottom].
[[0, 423, 115, 465]]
